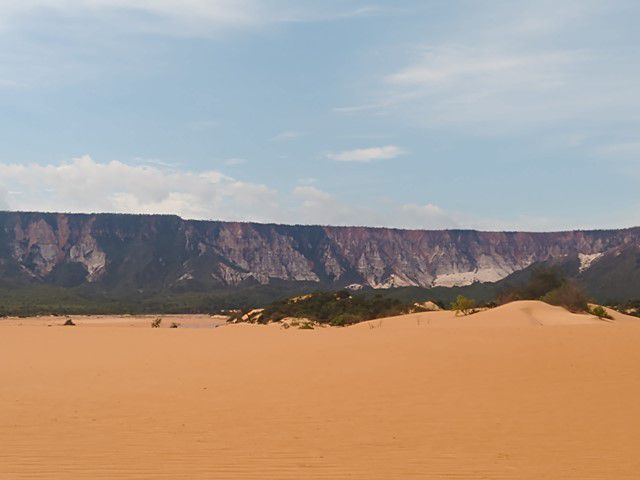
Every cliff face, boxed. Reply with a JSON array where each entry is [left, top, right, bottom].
[[1, 211, 639, 290]]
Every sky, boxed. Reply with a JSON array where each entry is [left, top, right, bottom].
[[0, 0, 639, 231]]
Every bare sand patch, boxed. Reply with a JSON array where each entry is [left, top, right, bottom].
[[1, 301, 640, 479], [0, 314, 228, 329]]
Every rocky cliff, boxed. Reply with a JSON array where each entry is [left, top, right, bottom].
[[1, 211, 639, 292]]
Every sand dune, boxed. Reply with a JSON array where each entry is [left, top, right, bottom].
[[359, 300, 625, 329], [2, 301, 640, 479]]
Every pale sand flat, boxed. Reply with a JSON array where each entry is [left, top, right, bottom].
[[0, 314, 228, 329]]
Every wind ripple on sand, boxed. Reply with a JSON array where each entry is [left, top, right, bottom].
[[2, 301, 640, 479]]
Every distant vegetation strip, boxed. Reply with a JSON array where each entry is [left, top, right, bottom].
[[229, 268, 640, 327], [0, 267, 638, 318], [229, 291, 423, 327]]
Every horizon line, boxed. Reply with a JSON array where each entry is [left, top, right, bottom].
[[1, 209, 638, 235]]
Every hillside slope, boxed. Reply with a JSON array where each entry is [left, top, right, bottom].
[[1, 212, 639, 296]]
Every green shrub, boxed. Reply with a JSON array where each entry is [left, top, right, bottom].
[[334, 290, 351, 300], [330, 313, 360, 327], [521, 268, 564, 299], [251, 291, 409, 326], [497, 267, 564, 304], [589, 305, 612, 320], [541, 282, 588, 312], [451, 295, 476, 316]]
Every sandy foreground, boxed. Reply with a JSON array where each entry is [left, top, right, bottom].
[[2, 301, 640, 479], [0, 314, 229, 329]]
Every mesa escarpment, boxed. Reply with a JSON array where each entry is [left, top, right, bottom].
[[1, 211, 639, 293]]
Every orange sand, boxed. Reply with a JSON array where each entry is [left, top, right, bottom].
[[0, 314, 228, 329], [1, 301, 640, 479]]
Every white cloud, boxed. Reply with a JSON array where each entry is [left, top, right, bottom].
[[0, 158, 459, 228], [398, 203, 455, 229], [292, 185, 457, 229], [0, 155, 279, 222], [0, 187, 8, 210], [327, 145, 406, 162], [0, 155, 602, 231], [224, 157, 247, 166], [292, 185, 379, 225], [339, 3, 640, 135], [0, 1, 395, 89], [132, 157, 180, 169], [0, 1, 390, 35], [297, 177, 316, 185], [293, 185, 332, 206], [188, 120, 222, 131], [0, 0, 266, 31], [332, 103, 386, 114], [387, 47, 571, 87], [498, 0, 597, 37], [595, 142, 640, 159], [382, 45, 594, 130], [271, 130, 302, 142]]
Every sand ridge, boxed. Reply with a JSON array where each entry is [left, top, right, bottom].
[[353, 300, 626, 329], [1, 301, 640, 479]]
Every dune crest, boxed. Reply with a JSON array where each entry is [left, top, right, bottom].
[[464, 300, 603, 326], [355, 300, 629, 329]]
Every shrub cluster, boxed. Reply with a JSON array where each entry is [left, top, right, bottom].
[[541, 281, 588, 312], [235, 290, 410, 327], [606, 300, 640, 318], [498, 267, 589, 312], [451, 295, 477, 316], [589, 305, 613, 320]]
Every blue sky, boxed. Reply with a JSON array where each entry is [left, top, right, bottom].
[[0, 0, 639, 230]]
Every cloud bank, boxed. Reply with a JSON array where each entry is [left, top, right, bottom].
[[0, 156, 457, 229], [339, 2, 640, 139], [0, 0, 266, 30], [0, 155, 279, 222], [327, 145, 406, 162], [0, 0, 385, 35]]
